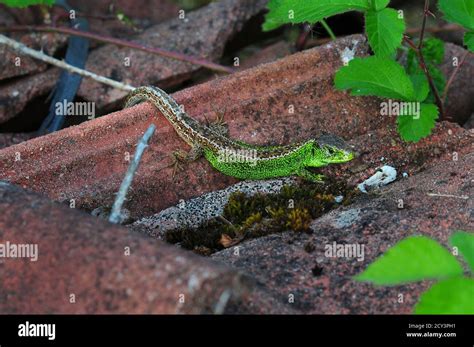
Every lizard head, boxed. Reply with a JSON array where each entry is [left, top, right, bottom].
[[306, 136, 355, 167]]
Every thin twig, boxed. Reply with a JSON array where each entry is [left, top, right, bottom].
[[418, 0, 430, 50], [0, 34, 135, 91], [442, 50, 470, 102], [0, 25, 235, 74], [404, 35, 445, 119], [410, 0, 446, 118], [109, 124, 156, 224], [416, 0, 444, 117]]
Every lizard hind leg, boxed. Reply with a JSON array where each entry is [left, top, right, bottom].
[[296, 168, 326, 183], [159, 145, 204, 180]]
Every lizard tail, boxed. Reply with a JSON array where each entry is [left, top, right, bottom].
[[124, 86, 183, 120]]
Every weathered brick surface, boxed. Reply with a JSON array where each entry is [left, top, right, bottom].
[[0, 182, 250, 314]]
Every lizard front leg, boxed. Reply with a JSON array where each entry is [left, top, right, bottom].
[[207, 106, 229, 137]]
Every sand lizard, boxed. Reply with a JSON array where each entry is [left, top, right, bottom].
[[124, 86, 354, 181]]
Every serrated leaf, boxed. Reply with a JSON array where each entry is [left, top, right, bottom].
[[439, 0, 474, 31], [465, 32, 474, 52], [371, 0, 389, 11], [409, 74, 430, 102], [263, 0, 371, 31], [406, 38, 445, 73], [422, 38, 445, 65], [335, 56, 416, 101], [355, 235, 462, 285], [406, 39, 443, 68], [0, 0, 54, 7], [450, 231, 474, 272], [365, 8, 405, 58], [397, 103, 438, 142], [415, 277, 474, 314]]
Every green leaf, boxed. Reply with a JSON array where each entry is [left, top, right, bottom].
[[415, 277, 474, 314], [263, 0, 371, 31], [406, 38, 445, 72], [355, 235, 462, 285], [465, 32, 474, 52], [0, 0, 54, 7], [422, 38, 445, 65], [409, 74, 430, 102], [371, 0, 389, 11], [406, 50, 418, 76], [365, 8, 405, 58], [439, 0, 474, 31], [335, 56, 416, 101], [406, 38, 445, 74], [397, 103, 438, 142], [450, 231, 474, 272]]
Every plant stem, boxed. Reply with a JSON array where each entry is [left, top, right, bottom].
[[418, 0, 430, 50], [442, 50, 470, 102], [403, 0, 447, 120], [321, 19, 336, 41], [403, 36, 445, 119], [0, 25, 235, 74]]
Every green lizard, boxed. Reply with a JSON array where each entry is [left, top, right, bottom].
[[124, 86, 354, 182]]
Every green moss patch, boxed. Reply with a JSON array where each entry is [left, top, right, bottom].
[[165, 178, 357, 255]]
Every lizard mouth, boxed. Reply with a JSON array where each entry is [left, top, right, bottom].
[[325, 149, 354, 163]]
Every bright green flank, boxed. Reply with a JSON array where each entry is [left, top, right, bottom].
[[204, 139, 354, 182], [125, 86, 354, 182]]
